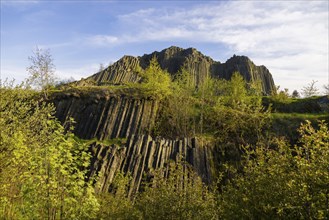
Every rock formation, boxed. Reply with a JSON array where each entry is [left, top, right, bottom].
[[53, 91, 158, 140], [52, 46, 277, 195], [89, 135, 215, 197], [214, 55, 275, 95], [87, 46, 275, 95], [52, 90, 216, 194]]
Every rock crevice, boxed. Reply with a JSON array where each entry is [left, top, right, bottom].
[[90, 135, 216, 196]]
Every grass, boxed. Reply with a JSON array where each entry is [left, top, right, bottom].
[[270, 112, 329, 144], [271, 112, 329, 120], [49, 83, 164, 100], [263, 96, 328, 113]]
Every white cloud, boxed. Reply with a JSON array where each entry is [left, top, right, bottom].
[[88, 35, 119, 46], [5, 1, 326, 94], [89, 0, 328, 94]]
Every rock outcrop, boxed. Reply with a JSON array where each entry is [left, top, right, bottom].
[[52, 91, 216, 195], [92, 56, 141, 84], [214, 55, 275, 95], [89, 135, 215, 196], [86, 46, 275, 94], [53, 91, 158, 140], [52, 46, 277, 195]]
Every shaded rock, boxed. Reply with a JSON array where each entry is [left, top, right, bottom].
[[51, 91, 217, 196], [88, 135, 216, 196], [214, 55, 275, 95], [52, 92, 158, 140], [85, 46, 275, 94]]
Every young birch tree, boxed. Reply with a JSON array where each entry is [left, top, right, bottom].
[[27, 47, 56, 99]]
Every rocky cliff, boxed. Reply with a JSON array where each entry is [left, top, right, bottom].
[[215, 55, 275, 95], [89, 135, 215, 197], [52, 46, 277, 195], [53, 91, 158, 140], [87, 46, 275, 94], [52, 90, 216, 194]]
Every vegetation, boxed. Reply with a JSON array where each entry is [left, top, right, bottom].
[[324, 83, 329, 95], [93, 120, 329, 220], [26, 47, 56, 99], [0, 82, 99, 219], [134, 56, 172, 99], [302, 80, 319, 97], [263, 95, 326, 113], [155, 71, 269, 142], [96, 162, 218, 220], [1, 54, 328, 219], [220, 120, 329, 219]]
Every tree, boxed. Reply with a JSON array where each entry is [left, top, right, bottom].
[[229, 72, 248, 108], [154, 68, 197, 138], [26, 46, 56, 98], [323, 83, 329, 95], [204, 72, 269, 145], [0, 84, 99, 219], [219, 120, 329, 219], [302, 80, 319, 97], [137, 56, 172, 99], [292, 89, 300, 98], [136, 161, 218, 219], [271, 85, 290, 103], [99, 63, 105, 72]]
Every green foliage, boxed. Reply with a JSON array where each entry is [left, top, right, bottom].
[[136, 161, 218, 220], [270, 86, 290, 104], [96, 172, 141, 220], [0, 84, 99, 219], [263, 95, 325, 113], [203, 72, 270, 147], [228, 72, 248, 107], [219, 120, 329, 219], [155, 70, 269, 142], [136, 56, 172, 99], [205, 102, 270, 146], [96, 163, 218, 220], [154, 68, 198, 137]]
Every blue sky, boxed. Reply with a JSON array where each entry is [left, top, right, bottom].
[[1, 0, 328, 94]]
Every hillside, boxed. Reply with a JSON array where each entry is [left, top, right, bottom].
[[50, 47, 277, 193], [82, 46, 275, 95], [2, 46, 328, 219], [51, 46, 327, 195]]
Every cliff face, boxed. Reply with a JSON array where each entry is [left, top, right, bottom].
[[140, 47, 215, 86], [91, 56, 141, 84], [86, 46, 275, 94], [52, 91, 216, 194], [89, 135, 215, 196], [53, 92, 158, 140], [214, 55, 275, 95], [52, 46, 277, 195]]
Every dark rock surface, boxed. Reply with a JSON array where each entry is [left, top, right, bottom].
[[52, 46, 277, 194], [53, 92, 158, 140], [87, 46, 275, 94], [90, 135, 215, 196], [215, 55, 275, 95], [52, 91, 216, 195]]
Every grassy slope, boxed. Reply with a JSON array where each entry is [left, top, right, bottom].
[[265, 96, 329, 144]]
